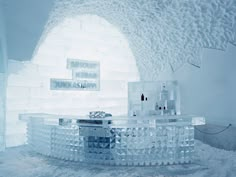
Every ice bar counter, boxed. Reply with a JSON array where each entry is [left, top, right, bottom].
[[19, 113, 205, 166]]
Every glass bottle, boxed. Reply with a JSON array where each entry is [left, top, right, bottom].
[[160, 83, 169, 101]]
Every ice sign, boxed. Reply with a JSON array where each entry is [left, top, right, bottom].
[[50, 79, 98, 90], [72, 71, 98, 79], [50, 59, 100, 91], [67, 59, 99, 70]]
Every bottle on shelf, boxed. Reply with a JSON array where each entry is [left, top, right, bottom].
[[160, 83, 169, 101], [141, 93, 145, 101], [155, 102, 159, 111], [141, 93, 144, 116]]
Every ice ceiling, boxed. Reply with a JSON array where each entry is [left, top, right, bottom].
[[38, 0, 236, 80]]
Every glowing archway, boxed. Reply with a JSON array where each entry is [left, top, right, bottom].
[[32, 14, 140, 115]]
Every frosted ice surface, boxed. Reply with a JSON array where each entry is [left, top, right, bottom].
[[37, 0, 236, 80], [23, 115, 201, 166], [0, 140, 236, 177]]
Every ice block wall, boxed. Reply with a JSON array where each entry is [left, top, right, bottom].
[[6, 15, 140, 147]]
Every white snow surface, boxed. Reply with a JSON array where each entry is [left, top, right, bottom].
[[0, 140, 236, 177]]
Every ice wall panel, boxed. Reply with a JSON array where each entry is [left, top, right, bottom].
[[5, 133, 27, 147], [6, 122, 26, 135]]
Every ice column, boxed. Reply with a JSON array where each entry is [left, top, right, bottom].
[[0, 73, 6, 151]]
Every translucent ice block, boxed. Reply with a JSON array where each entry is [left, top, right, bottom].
[[20, 114, 204, 166]]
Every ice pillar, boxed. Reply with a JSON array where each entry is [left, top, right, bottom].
[[0, 73, 6, 151]]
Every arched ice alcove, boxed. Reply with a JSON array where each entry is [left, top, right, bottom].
[[6, 14, 140, 147]]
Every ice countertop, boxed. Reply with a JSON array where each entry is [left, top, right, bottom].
[[19, 113, 205, 126]]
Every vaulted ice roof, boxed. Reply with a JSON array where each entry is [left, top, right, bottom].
[[4, 0, 236, 79], [36, 0, 236, 79]]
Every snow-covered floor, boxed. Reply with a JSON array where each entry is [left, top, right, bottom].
[[0, 140, 235, 177]]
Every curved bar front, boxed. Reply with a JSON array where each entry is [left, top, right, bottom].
[[20, 114, 205, 166]]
